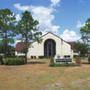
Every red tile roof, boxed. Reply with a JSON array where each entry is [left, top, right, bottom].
[[15, 42, 26, 52]]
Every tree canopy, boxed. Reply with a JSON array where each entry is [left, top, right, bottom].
[[0, 9, 16, 56], [80, 19, 90, 56], [16, 11, 42, 63], [0, 9, 42, 63], [74, 42, 88, 56], [80, 19, 90, 44]]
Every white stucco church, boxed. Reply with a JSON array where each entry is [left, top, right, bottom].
[[15, 32, 73, 59], [26, 32, 73, 59]]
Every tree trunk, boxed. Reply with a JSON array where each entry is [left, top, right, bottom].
[[25, 52, 27, 64], [24, 36, 28, 64], [24, 44, 28, 64]]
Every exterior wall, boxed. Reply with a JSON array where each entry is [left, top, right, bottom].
[[15, 52, 25, 56], [62, 41, 72, 55], [27, 33, 73, 59]]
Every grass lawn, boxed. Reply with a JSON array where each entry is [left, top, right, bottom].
[[0, 59, 90, 90]]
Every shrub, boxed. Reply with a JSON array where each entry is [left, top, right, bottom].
[[4, 57, 25, 65], [75, 56, 81, 65], [0, 56, 3, 65], [88, 56, 90, 64], [49, 57, 54, 66]]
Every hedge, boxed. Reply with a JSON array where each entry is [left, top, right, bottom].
[[3, 57, 25, 65]]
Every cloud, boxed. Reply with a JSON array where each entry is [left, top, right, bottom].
[[50, 0, 61, 7], [30, 6, 60, 34], [15, 14, 21, 21], [14, 3, 30, 11], [76, 20, 85, 28], [61, 29, 80, 42], [13, 3, 60, 34], [14, 1, 81, 42]]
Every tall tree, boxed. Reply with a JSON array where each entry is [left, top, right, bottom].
[[16, 11, 42, 63], [0, 9, 16, 57], [80, 19, 90, 57]]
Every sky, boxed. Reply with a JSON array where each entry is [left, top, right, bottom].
[[0, 0, 90, 42]]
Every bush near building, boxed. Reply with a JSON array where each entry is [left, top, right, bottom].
[[3, 57, 25, 65]]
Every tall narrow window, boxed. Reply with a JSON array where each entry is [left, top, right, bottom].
[[44, 39, 56, 57]]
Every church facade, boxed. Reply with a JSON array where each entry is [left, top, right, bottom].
[[26, 32, 73, 59]]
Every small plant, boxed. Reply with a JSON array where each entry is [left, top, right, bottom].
[[75, 56, 81, 65], [88, 56, 90, 64], [49, 57, 54, 66]]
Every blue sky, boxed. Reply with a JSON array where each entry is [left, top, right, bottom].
[[0, 0, 90, 41]]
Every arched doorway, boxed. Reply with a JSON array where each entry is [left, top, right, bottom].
[[44, 39, 56, 57]]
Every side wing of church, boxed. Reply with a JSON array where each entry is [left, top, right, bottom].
[[27, 32, 73, 59]]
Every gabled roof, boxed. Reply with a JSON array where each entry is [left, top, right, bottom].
[[41, 32, 70, 45], [15, 32, 72, 50]]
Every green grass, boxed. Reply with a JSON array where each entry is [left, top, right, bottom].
[[0, 59, 90, 90]]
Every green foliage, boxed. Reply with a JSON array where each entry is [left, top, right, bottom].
[[74, 42, 88, 56], [0, 56, 3, 64], [16, 11, 42, 63], [3, 57, 25, 65], [88, 56, 90, 64], [16, 11, 42, 42], [0, 43, 4, 53], [80, 19, 90, 48], [80, 19, 90, 58], [80, 19, 90, 33], [0, 43, 15, 56], [0, 9, 42, 61], [0, 9, 16, 56]]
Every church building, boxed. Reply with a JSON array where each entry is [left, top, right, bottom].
[[23, 32, 73, 59]]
